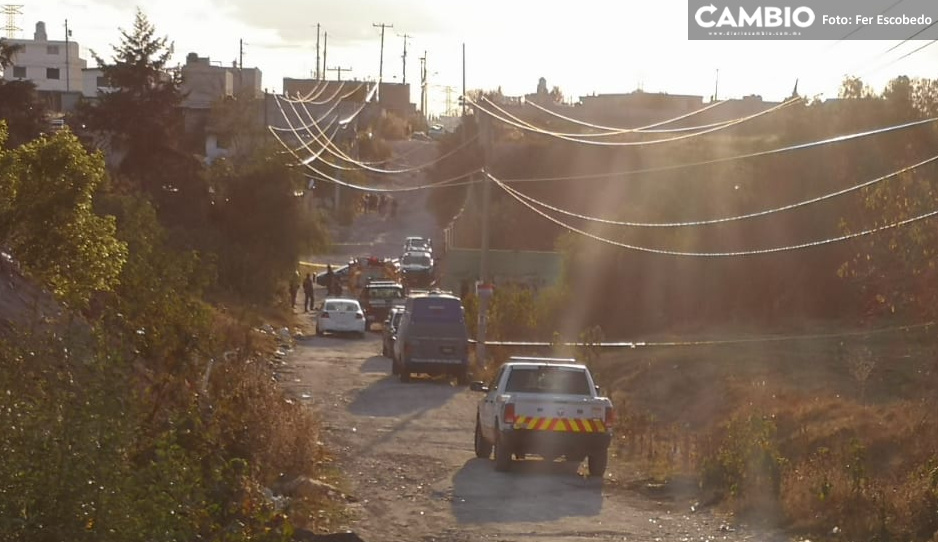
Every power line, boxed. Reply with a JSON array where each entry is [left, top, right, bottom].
[[503, 152, 938, 228], [490, 172, 938, 258], [273, 91, 482, 175], [501, 116, 938, 184], [470, 95, 802, 147], [892, 38, 938, 63], [523, 98, 739, 136], [279, 81, 364, 106], [270, 122, 481, 193]]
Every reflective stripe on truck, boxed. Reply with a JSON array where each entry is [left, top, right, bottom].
[[513, 416, 607, 433]]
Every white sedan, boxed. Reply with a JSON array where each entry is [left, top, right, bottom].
[[316, 298, 367, 337]]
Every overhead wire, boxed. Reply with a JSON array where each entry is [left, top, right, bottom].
[[274, 87, 484, 175], [503, 152, 938, 228], [273, 94, 364, 171], [471, 95, 803, 147], [270, 122, 483, 192], [489, 172, 938, 257], [851, 19, 938, 81], [281, 80, 363, 105], [287, 88, 460, 169], [521, 98, 739, 135], [500, 116, 938, 184], [283, 78, 331, 102]]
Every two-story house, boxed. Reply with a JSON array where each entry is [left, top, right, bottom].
[[3, 21, 86, 110]]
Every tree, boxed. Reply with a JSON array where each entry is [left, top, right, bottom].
[[839, 76, 875, 100], [76, 8, 207, 222], [0, 39, 47, 148], [0, 38, 21, 71], [549, 85, 564, 104], [209, 151, 330, 303], [0, 127, 127, 308], [837, 77, 938, 323], [0, 80, 49, 148]]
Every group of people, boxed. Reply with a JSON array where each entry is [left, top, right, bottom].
[[289, 265, 343, 312], [360, 193, 398, 218]]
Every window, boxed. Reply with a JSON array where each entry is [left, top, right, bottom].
[[365, 287, 403, 300], [325, 301, 358, 312], [401, 254, 432, 267], [12, 66, 25, 78], [46, 68, 60, 80], [410, 298, 464, 323], [47, 45, 60, 55], [96, 76, 106, 87], [505, 367, 590, 395]]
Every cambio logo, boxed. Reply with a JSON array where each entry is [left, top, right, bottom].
[[695, 4, 816, 28]]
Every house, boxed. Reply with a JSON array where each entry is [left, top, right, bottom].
[[3, 21, 87, 111], [178, 53, 263, 163], [180, 52, 262, 108]]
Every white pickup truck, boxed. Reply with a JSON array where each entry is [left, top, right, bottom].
[[470, 357, 615, 476]]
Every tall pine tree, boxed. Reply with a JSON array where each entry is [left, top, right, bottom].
[[77, 9, 208, 229]]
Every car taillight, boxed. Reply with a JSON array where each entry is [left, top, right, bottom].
[[503, 403, 516, 425], [604, 406, 615, 428], [320, 312, 330, 318]]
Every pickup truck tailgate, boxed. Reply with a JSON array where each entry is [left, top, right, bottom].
[[509, 394, 609, 433]]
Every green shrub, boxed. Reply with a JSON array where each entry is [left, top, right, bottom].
[[699, 412, 786, 514]]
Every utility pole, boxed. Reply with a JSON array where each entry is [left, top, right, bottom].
[[399, 33, 411, 85], [328, 65, 352, 81], [373, 22, 393, 84], [476, 110, 494, 368], [419, 51, 427, 116], [239, 38, 244, 69], [322, 32, 328, 79], [714, 68, 719, 101], [461, 43, 467, 117], [314, 23, 321, 80], [64, 19, 70, 92]]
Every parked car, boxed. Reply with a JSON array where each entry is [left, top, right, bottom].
[[358, 280, 405, 330], [399, 251, 434, 289], [382, 306, 406, 362], [392, 290, 470, 384], [315, 297, 366, 337], [403, 236, 432, 255], [470, 357, 615, 476]]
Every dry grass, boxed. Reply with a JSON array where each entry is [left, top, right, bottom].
[[594, 323, 938, 540], [202, 306, 347, 532]]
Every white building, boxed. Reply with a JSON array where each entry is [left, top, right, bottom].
[[3, 21, 86, 93]]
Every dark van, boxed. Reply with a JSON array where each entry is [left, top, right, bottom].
[[392, 291, 470, 384]]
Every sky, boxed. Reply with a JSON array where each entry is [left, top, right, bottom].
[[13, 0, 938, 116]]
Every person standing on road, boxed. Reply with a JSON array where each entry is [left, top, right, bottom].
[[325, 265, 338, 297], [289, 271, 300, 309], [302, 273, 314, 312]]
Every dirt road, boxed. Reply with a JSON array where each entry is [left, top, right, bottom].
[[284, 139, 791, 541], [279, 333, 790, 542]]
